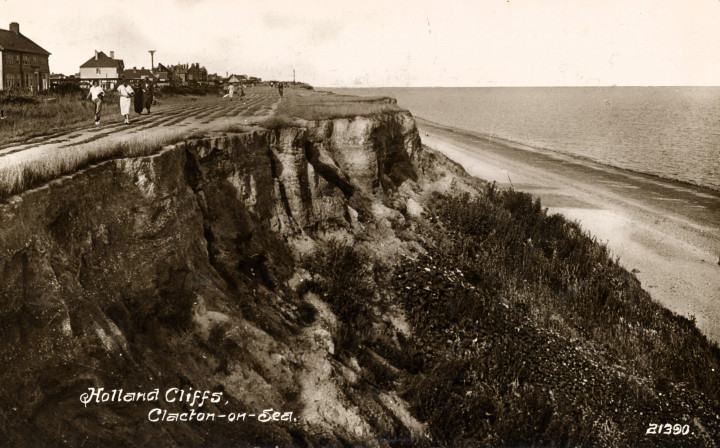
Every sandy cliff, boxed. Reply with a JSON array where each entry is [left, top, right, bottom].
[[0, 111, 439, 446]]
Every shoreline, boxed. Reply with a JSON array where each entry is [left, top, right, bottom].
[[416, 117, 720, 342], [415, 115, 720, 195]]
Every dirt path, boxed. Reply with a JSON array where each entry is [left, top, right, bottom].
[[0, 90, 278, 166], [417, 117, 720, 342]]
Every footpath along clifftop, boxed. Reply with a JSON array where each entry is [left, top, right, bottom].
[[0, 89, 719, 447]]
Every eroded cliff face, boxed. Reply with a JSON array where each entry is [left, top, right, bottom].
[[0, 112, 446, 446]]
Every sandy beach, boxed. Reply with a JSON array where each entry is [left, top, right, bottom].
[[417, 117, 720, 342]]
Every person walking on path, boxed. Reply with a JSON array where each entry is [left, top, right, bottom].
[[278, 82, 284, 99], [228, 83, 235, 100], [117, 79, 135, 124], [143, 78, 154, 113], [87, 80, 105, 125], [133, 81, 145, 114]]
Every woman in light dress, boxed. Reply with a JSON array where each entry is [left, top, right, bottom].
[[117, 79, 135, 124]]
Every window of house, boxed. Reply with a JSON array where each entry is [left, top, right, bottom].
[[15, 55, 19, 64], [96, 68, 101, 74], [32, 56, 36, 65], [23, 55, 29, 65]]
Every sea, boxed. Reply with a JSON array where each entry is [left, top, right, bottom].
[[328, 87, 720, 192]]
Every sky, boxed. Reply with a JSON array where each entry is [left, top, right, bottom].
[[2, 0, 720, 87]]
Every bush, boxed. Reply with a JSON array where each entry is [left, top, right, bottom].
[[305, 240, 376, 353]]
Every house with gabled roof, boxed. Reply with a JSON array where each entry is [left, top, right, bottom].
[[153, 63, 173, 85], [226, 74, 247, 84], [123, 67, 156, 84], [79, 50, 124, 89], [0, 22, 51, 91], [169, 63, 188, 84], [186, 63, 207, 84]]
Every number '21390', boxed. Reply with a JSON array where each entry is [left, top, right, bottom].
[[646, 423, 690, 435]]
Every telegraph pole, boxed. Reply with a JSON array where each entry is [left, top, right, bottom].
[[293, 69, 296, 84]]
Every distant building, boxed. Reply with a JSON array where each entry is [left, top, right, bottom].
[[153, 63, 173, 85], [79, 50, 124, 89], [169, 63, 188, 84], [123, 67, 156, 84], [226, 74, 247, 84], [0, 22, 51, 91], [207, 73, 222, 84], [168, 62, 208, 85], [50, 73, 79, 89], [186, 63, 207, 84]]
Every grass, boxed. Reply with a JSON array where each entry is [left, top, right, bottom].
[[0, 129, 199, 201], [258, 90, 403, 128], [304, 239, 377, 353], [398, 187, 720, 446], [0, 91, 120, 142], [305, 184, 720, 447]]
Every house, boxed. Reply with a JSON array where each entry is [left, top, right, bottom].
[[226, 74, 247, 84], [79, 50, 124, 89], [50, 73, 80, 89], [169, 63, 188, 84], [186, 63, 207, 84], [153, 63, 173, 85], [122, 67, 156, 84], [0, 22, 51, 91], [206, 73, 222, 84]]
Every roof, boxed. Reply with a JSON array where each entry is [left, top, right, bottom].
[[0, 29, 50, 55], [80, 51, 123, 69], [155, 63, 171, 72], [123, 68, 156, 80]]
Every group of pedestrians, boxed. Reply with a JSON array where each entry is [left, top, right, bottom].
[[227, 83, 245, 100], [87, 78, 154, 125]]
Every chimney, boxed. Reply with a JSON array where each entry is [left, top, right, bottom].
[[110, 51, 114, 59], [95, 50, 99, 61], [9, 22, 19, 34]]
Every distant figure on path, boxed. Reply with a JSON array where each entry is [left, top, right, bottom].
[[117, 79, 135, 124], [228, 83, 235, 100], [87, 80, 105, 125], [143, 78, 154, 113], [240, 85, 245, 100], [134, 81, 145, 114], [278, 82, 284, 98]]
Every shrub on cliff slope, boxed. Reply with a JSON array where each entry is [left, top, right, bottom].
[[305, 184, 720, 447], [305, 240, 377, 353], [390, 187, 720, 447]]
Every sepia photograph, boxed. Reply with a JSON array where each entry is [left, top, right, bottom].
[[0, 0, 719, 446]]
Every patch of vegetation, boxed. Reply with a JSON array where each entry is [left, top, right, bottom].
[[260, 91, 403, 125], [305, 239, 377, 353], [0, 91, 120, 142], [0, 130, 201, 201], [303, 185, 720, 446], [392, 187, 720, 447]]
